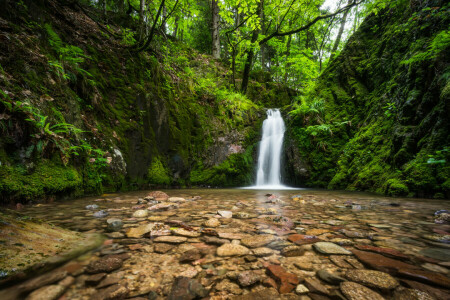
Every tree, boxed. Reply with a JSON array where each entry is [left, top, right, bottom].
[[211, 0, 221, 59]]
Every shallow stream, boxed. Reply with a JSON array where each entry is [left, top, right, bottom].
[[3, 188, 450, 299]]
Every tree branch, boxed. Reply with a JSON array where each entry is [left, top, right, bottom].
[[259, 0, 364, 46]]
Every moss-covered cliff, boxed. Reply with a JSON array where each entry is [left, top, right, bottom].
[[286, 0, 449, 198], [0, 0, 297, 203]]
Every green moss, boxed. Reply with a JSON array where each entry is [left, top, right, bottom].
[[0, 160, 82, 201], [148, 157, 171, 185], [384, 178, 409, 197]]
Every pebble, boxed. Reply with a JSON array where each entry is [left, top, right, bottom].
[[106, 218, 123, 232], [313, 242, 352, 255], [241, 235, 277, 248], [217, 244, 250, 256], [218, 210, 233, 218], [281, 245, 305, 257], [153, 236, 188, 243], [204, 218, 220, 227], [132, 210, 148, 218], [295, 284, 309, 294]]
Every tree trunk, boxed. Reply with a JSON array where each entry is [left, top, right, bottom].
[[241, 0, 263, 93], [283, 32, 292, 83], [330, 0, 351, 61], [173, 16, 179, 38], [162, 4, 167, 35], [139, 0, 145, 41], [211, 0, 220, 59], [118, 0, 124, 14]]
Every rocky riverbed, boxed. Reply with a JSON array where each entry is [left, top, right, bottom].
[[1, 189, 449, 299]]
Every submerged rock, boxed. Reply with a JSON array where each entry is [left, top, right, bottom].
[[25, 285, 66, 300], [168, 277, 208, 300], [85, 256, 123, 274], [93, 210, 109, 218], [241, 235, 276, 248], [216, 244, 250, 256], [313, 242, 352, 255], [132, 210, 148, 218], [345, 269, 399, 290], [204, 218, 220, 227], [340, 281, 384, 300], [218, 210, 233, 218], [106, 218, 123, 232], [86, 204, 99, 210]]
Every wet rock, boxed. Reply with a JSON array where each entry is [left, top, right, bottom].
[[421, 262, 449, 274], [95, 284, 128, 300], [420, 248, 450, 261], [397, 268, 450, 288], [168, 277, 208, 300], [217, 244, 250, 256], [234, 212, 251, 219], [85, 256, 123, 274], [313, 242, 352, 255], [179, 249, 202, 263], [218, 232, 248, 240], [330, 238, 354, 246], [204, 218, 220, 227], [218, 210, 233, 218], [393, 288, 434, 300], [281, 245, 305, 257], [97, 275, 122, 289], [93, 210, 109, 218], [340, 281, 384, 300], [203, 236, 229, 245], [58, 276, 75, 287], [126, 223, 157, 238], [171, 228, 201, 238], [179, 267, 199, 278], [85, 273, 107, 285], [294, 261, 314, 271], [106, 218, 123, 232], [132, 210, 148, 218], [86, 204, 99, 210], [434, 210, 450, 224], [237, 271, 261, 286], [288, 234, 322, 245], [148, 202, 178, 211], [306, 229, 330, 236], [296, 284, 309, 294], [25, 284, 66, 300], [147, 191, 169, 201], [241, 235, 276, 248], [154, 243, 174, 253], [304, 278, 329, 295], [317, 269, 345, 284], [168, 197, 186, 202], [345, 269, 399, 290], [266, 264, 300, 294], [355, 244, 409, 260], [352, 249, 450, 287], [266, 239, 294, 250], [422, 234, 450, 244], [20, 270, 68, 293], [215, 279, 242, 295], [401, 278, 450, 299], [231, 288, 279, 299], [153, 236, 187, 243], [253, 247, 275, 257]]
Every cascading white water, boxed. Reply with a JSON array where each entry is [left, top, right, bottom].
[[254, 109, 286, 188]]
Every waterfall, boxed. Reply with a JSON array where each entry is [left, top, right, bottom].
[[254, 109, 287, 188]]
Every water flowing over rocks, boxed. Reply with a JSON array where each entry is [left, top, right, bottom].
[[4, 189, 450, 299]]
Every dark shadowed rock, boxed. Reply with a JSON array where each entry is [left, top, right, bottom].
[[168, 277, 208, 300], [85, 256, 123, 274]]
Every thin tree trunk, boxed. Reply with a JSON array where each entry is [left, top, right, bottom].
[[139, 0, 145, 41], [241, 0, 263, 93], [162, 4, 167, 35], [330, 0, 351, 61], [283, 31, 292, 84], [173, 16, 179, 38], [118, 0, 124, 14], [211, 0, 220, 59]]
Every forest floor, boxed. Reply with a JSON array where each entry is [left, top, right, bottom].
[[1, 189, 449, 299]]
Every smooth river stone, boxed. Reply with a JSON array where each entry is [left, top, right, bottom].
[[340, 282, 384, 300], [153, 236, 187, 243], [216, 244, 250, 256], [241, 235, 277, 248], [26, 285, 66, 300], [132, 210, 148, 218], [204, 218, 220, 228], [345, 270, 399, 290], [126, 223, 156, 238], [168, 197, 186, 202], [252, 247, 275, 257], [171, 228, 201, 238], [218, 210, 233, 218], [313, 242, 352, 255]]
